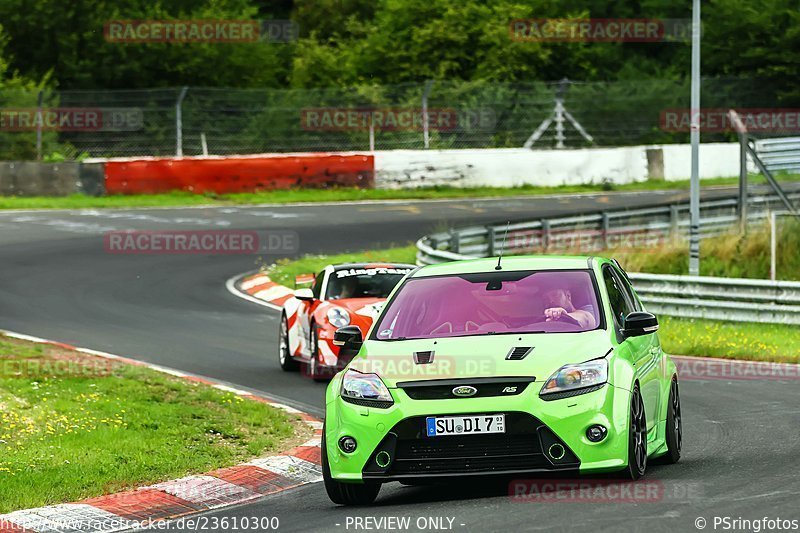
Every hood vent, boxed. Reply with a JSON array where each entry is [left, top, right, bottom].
[[506, 347, 533, 360], [413, 351, 435, 364]]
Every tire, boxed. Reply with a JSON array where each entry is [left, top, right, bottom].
[[278, 315, 299, 371], [307, 326, 327, 382], [625, 383, 648, 480], [663, 377, 682, 464], [322, 424, 381, 505]]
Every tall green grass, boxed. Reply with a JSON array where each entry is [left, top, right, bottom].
[[609, 218, 800, 281]]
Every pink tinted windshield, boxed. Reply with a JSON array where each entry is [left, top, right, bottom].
[[372, 270, 600, 340]]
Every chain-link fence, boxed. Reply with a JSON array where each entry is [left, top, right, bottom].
[[0, 77, 794, 160]]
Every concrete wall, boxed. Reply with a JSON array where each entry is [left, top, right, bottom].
[[0, 162, 105, 196], [374, 143, 751, 189]]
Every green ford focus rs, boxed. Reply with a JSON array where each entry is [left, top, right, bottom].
[[322, 255, 682, 505]]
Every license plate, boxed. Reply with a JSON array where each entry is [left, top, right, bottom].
[[426, 414, 505, 437]]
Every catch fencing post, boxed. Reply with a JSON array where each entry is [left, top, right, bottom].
[[175, 86, 189, 157], [35, 90, 44, 161], [369, 111, 375, 152], [422, 80, 433, 149]]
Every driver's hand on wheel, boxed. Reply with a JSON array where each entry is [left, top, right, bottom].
[[544, 307, 566, 321]]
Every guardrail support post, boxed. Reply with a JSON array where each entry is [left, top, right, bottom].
[[670, 205, 680, 238], [601, 212, 610, 249], [449, 229, 460, 254], [541, 220, 550, 251], [487, 226, 496, 256]]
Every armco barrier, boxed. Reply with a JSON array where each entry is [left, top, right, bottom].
[[104, 153, 374, 194]]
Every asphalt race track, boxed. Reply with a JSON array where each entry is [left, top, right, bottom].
[[1, 187, 799, 532]]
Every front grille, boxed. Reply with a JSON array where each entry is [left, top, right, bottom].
[[398, 377, 535, 400], [363, 412, 579, 479]]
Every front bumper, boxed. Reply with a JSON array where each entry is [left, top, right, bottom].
[[325, 380, 631, 482]]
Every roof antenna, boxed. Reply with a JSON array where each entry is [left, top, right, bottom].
[[495, 222, 510, 270]]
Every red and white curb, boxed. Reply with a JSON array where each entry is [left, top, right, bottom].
[[225, 272, 294, 311], [0, 330, 323, 533]]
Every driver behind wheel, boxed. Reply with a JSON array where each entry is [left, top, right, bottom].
[[543, 287, 597, 329]]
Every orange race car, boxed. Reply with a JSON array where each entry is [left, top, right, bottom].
[[278, 263, 415, 381]]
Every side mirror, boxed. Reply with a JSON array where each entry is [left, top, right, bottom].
[[622, 311, 659, 338], [333, 326, 363, 357], [294, 288, 314, 301]]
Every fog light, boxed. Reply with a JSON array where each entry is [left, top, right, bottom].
[[547, 443, 565, 460], [375, 450, 392, 468], [338, 436, 357, 453], [586, 425, 608, 442]]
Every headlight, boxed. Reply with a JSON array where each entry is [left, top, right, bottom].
[[327, 307, 350, 328], [540, 359, 608, 396], [341, 369, 393, 405]]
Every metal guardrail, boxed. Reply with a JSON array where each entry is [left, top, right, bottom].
[[627, 272, 800, 324], [755, 137, 800, 174], [421, 191, 800, 260], [416, 191, 800, 324]]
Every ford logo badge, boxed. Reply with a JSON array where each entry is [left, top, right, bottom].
[[452, 385, 477, 397]]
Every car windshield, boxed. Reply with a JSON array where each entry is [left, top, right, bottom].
[[326, 267, 413, 300], [372, 269, 600, 340]]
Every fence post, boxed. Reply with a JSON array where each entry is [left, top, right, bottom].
[[35, 90, 44, 161], [422, 80, 433, 149], [175, 86, 189, 157], [369, 111, 375, 152], [770, 211, 777, 281]]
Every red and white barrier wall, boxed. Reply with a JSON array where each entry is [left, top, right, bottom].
[[103, 153, 374, 194], [69, 142, 747, 197]]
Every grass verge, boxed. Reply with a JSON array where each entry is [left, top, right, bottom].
[[0, 334, 304, 513], [264, 245, 799, 363], [0, 175, 786, 210], [605, 218, 800, 281], [658, 316, 799, 363]]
